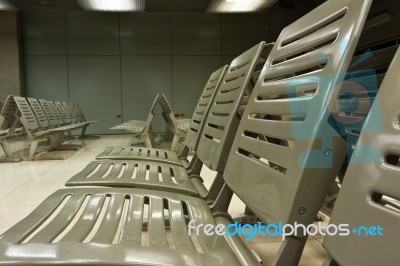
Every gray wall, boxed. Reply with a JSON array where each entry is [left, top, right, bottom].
[[22, 3, 309, 134], [0, 11, 23, 103]]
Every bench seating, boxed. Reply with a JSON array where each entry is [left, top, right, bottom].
[[0, 96, 24, 161], [323, 45, 400, 266], [98, 65, 230, 167], [112, 94, 191, 152], [0, 0, 372, 265], [66, 42, 270, 198], [96, 50, 270, 171], [0, 96, 95, 161]]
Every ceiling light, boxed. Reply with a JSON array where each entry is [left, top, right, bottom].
[[207, 0, 276, 13], [77, 0, 145, 12], [0, 0, 16, 10]]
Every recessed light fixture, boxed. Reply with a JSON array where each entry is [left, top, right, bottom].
[[77, 0, 145, 12], [207, 0, 276, 13], [0, 0, 16, 10]]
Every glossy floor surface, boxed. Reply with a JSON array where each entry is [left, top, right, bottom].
[[0, 135, 327, 265]]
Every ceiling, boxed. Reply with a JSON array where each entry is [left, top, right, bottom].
[[3, 0, 279, 12]]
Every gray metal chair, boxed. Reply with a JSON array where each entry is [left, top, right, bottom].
[[0, 95, 23, 161], [112, 94, 191, 152], [323, 46, 400, 266], [98, 66, 229, 167], [320, 39, 398, 215], [0, 0, 372, 264], [112, 94, 165, 147], [66, 42, 270, 198]]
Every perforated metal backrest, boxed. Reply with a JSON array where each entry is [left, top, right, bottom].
[[197, 42, 269, 171], [75, 103, 87, 122], [323, 47, 400, 266], [157, 94, 178, 132], [70, 103, 84, 123], [14, 96, 40, 132], [38, 99, 58, 127], [46, 101, 65, 126], [223, 0, 372, 226], [55, 101, 71, 124], [67, 102, 81, 122], [26, 98, 51, 129], [185, 65, 228, 151], [142, 94, 161, 128], [62, 102, 77, 123], [0, 96, 19, 131], [157, 94, 173, 115]]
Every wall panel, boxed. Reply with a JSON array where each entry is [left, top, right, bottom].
[[68, 56, 122, 134], [25, 56, 69, 101], [121, 56, 172, 132], [172, 56, 221, 118]]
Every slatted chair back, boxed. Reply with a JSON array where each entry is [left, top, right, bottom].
[[323, 45, 400, 266], [197, 41, 271, 171], [223, 0, 372, 227], [185, 66, 228, 151]]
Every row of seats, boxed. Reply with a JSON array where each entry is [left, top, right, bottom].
[[0, 0, 398, 265], [111, 94, 191, 152], [0, 96, 95, 161]]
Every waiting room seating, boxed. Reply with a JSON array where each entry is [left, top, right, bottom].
[[0, 96, 24, 161], [0, 96, 95, 161], [323, 45, 400, 266], [111, 94, 191, 152], [0, 0, 372, 265], [97, 65, 230, 168], [66, 42, 270, 198]]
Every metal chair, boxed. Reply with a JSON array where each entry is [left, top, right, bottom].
[[66, 42, 270, 198], [97, 65, 229, 167], [323, 45, 400, 266], [0, 0, 372, 264]]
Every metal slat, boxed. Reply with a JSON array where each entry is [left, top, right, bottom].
[[147, 197, 168, 247], [61, 194, 106, 242], [168, 200, 196, 252], [91, 194, 126, 244]]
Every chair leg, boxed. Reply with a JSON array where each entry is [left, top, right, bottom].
[[49, 133, 64, 150], [29, 140, 39, 158], [142, 127, 156, 148], [80, 126, 87, 137], [272, 236, 307, 266], [171, 134, 179, 152], [0, 140, 13, 158]]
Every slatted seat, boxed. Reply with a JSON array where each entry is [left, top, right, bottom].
[[112, 94, 189, 152], [98, 66, 229, 165], [38, 99, 82, 132], [111, 94, 165, 147], [323, 46, 400, 266], [0, 188, 247, 266], [0, 0, 371, 264], [14, 97, 69, 158], [98, 146, 182, 166], [66, 42, 270, 197], [67, 160, 200, 196]]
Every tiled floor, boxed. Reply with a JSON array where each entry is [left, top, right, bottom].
[[0, 135, 328, 265]]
